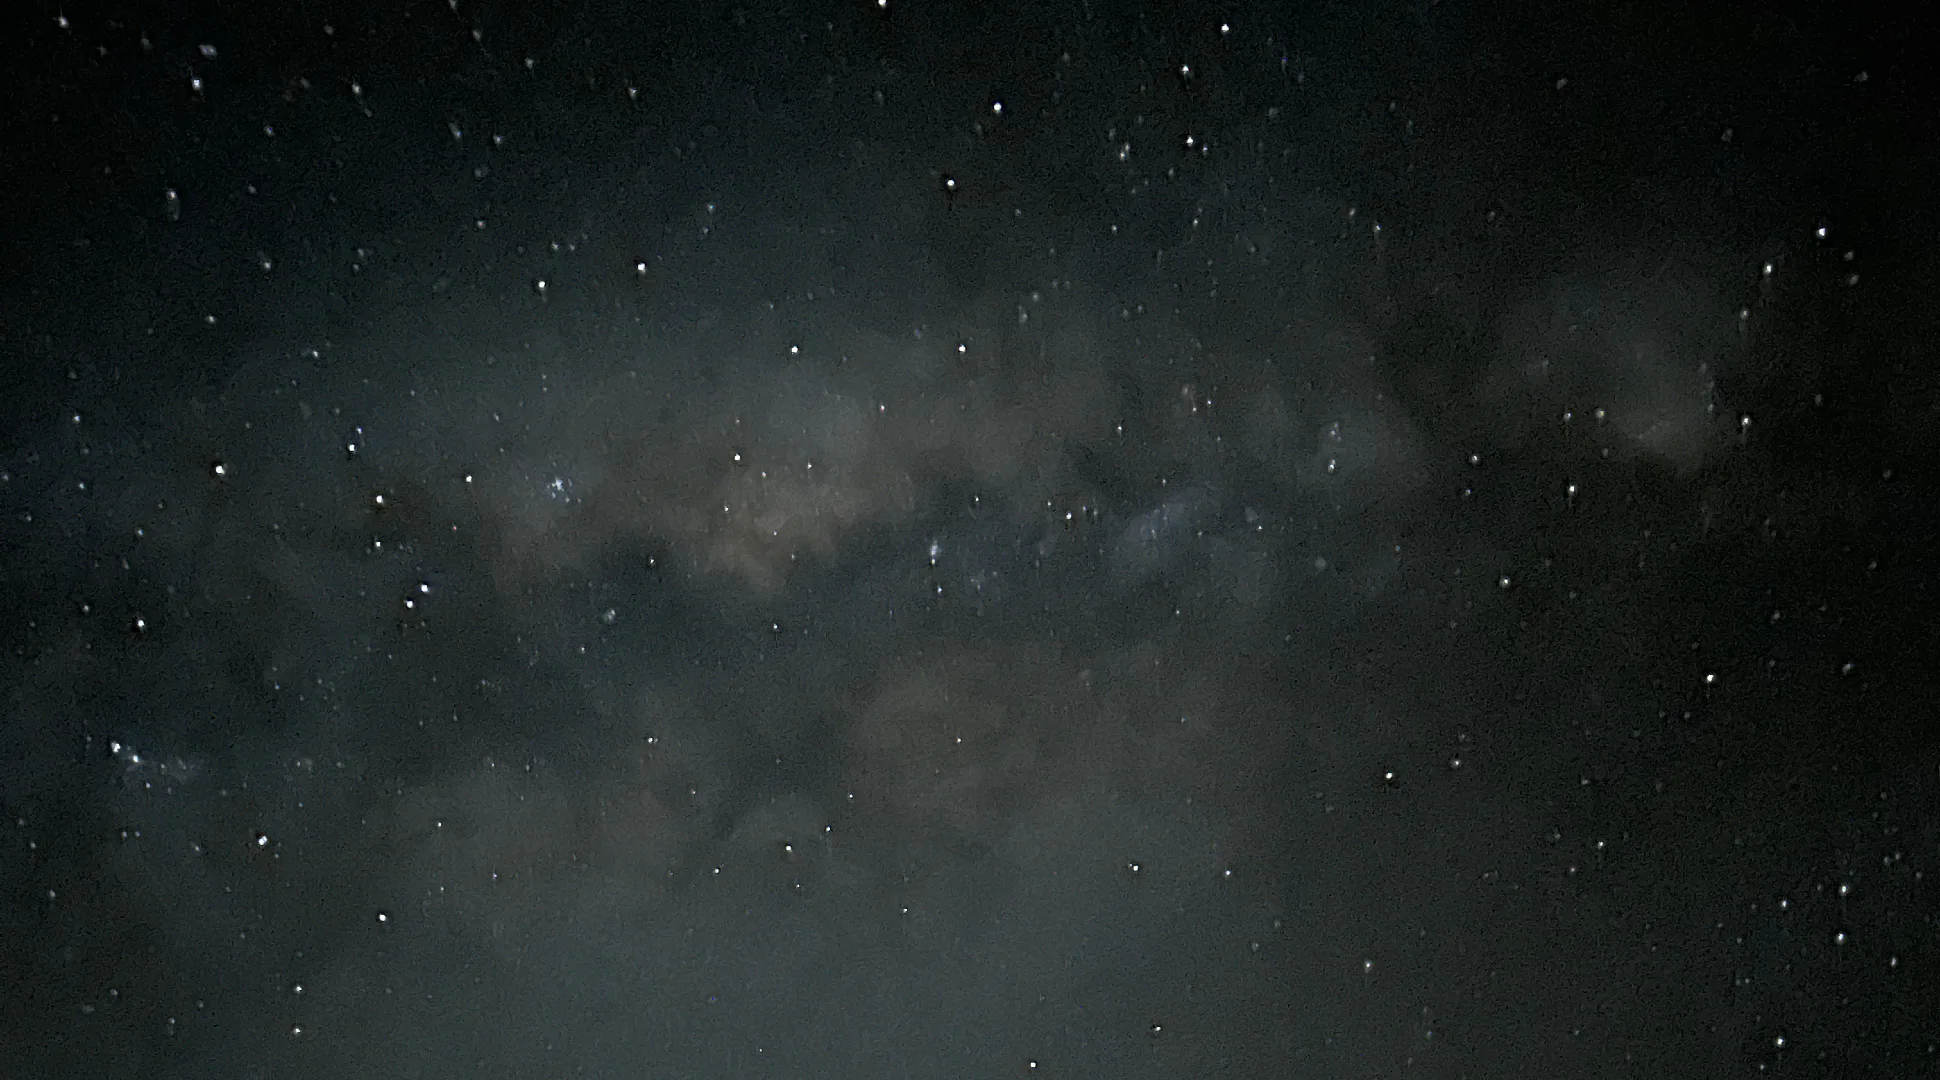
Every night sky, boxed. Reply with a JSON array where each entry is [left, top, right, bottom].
[[2, 1, 1935, 1077]]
